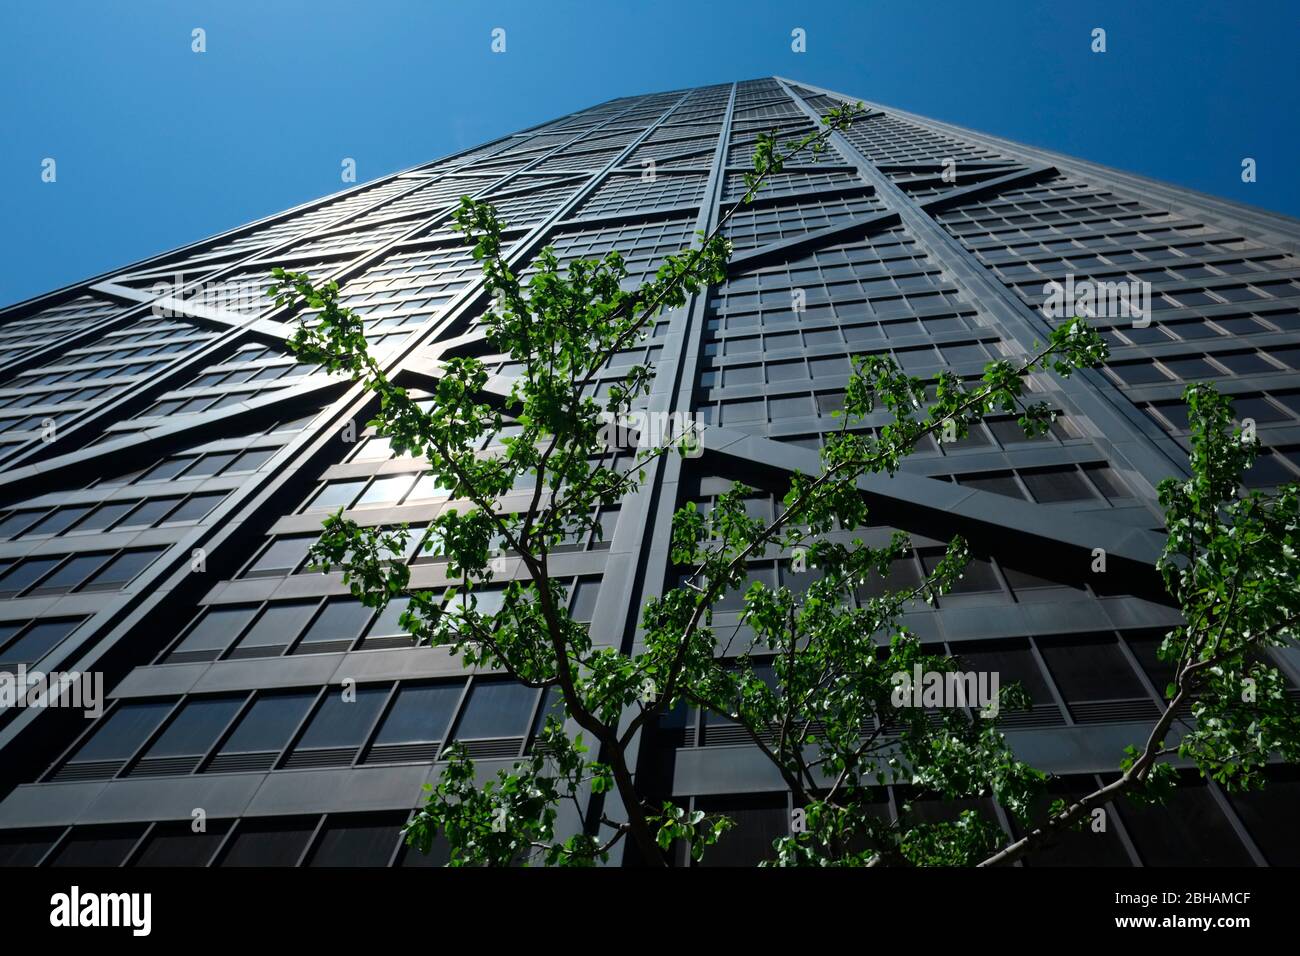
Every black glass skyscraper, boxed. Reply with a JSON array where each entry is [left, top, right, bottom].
[[0, 78, 1297, 867]]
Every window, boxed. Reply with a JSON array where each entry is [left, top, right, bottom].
[[217, 817, 317, 867], [228, 602, 317, 659], [453, 680, 538, 740], [1124, 633, 1177, 697], [1012, 779, 1131, 866], [214, 691, 316, 757], [139, 457, 196, 482], [1118, 780, 1253, 866], [307, 479, 366, 512], [168, 605, 258, 662], [919, 550, 1001, 594], [693, 795, 788, 867], [244, 536, 315, 577], [0, 829, 63, 867], [75, 501, 137, 533], [306, 814, 406, 867], [0, 510, 44, 539], [1109, 361, 1168, 386], [1226, 769, 1300, 866], [136, 696, 244, 765], [569, 577, 600, 622], [361, 596, 412, 648], [987, 417, 1050, 446], [956, 472, 1024, 499], [186, 453, 241, 478], [47, 825, 147, 868], [31, 553, 111, 593], [372, 683, 462, 748], [165, 492, 225, 524], [134, 820, 233, 867], [1020, 467, 1094, 503], [1082, 463, 1132, 499], [294, 686, 389, 750], [231, 452, 274, 476], [26, 506, 94, 536], [117, 497, 181, 529], [79, 548, 162, 590], [294, 598, 372, 654], [66, 700, 175, 765], [0, 617, 85, 667], [1036, 635, 1147, 703], [0, 556, 64, 597]]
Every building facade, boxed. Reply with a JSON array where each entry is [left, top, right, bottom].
[[0, 78, 1298, 867]]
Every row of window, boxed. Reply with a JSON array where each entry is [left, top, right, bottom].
[[0, 382, 117, 411], [96, 446, 278, 488], [943, 462, 1133, 506], [0, 547, 164, 601], [0, 490, 226, 541], [0, 811, 440, 868], [0, 617, 86, 670], [659, 772, 1297, 867], [1143, 390, 1300, 432], [1098, 307, 1300, 347], [49, 676, 563, 782], [161, 575, 599, 663], [705, 343, 998, 395], [659, 629, 1242, 744], [1106, 348, 1300, 388]]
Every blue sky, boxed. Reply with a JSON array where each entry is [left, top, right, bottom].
[[2, 0, 1297, 308]]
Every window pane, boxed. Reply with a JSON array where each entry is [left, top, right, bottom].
[[134, 820, 232, 867], [37, 553, 112, 591], [307, 814, 405, 867], [296, 599, 372, 651], [373, 683, 462, 745], [81, 549, 163, 590], [0, 556, 65, 594], [308, 480, 365, 511], [47, 825, 146, 867], [453, 680, 538, 739], [246, 536, 314, 576], [141, 697, 244, 758], [0, 828, 63, 866], [172, 605, 258, 659], [218, 692, 316, 754], [26, 506, 94, 536], [75, 501, 137, 532], [231, 602, 317, 655], [953, 640, 1054, 703], [355, 475, 414, 507], [165, 492, 225, 524], [0, 618, 85, 666], [1020, 468, 1093, 503], [217, 818, 317, 866], [71, 701, 174, 762], [1119, 781, 1253, 865], [1037, 635, 1146, 701], [296, 686, 388, 749], [694, 795, 787, 867], [117, 497, 180, 529], [0, 510, 45, 539]]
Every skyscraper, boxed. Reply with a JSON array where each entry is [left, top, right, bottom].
[[0, 77, 1297, 867]]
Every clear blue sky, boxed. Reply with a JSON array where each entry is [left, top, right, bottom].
[[2, 0, 1297, 309]]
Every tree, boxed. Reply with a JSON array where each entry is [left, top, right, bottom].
[[268, 106, 1300, 867]]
